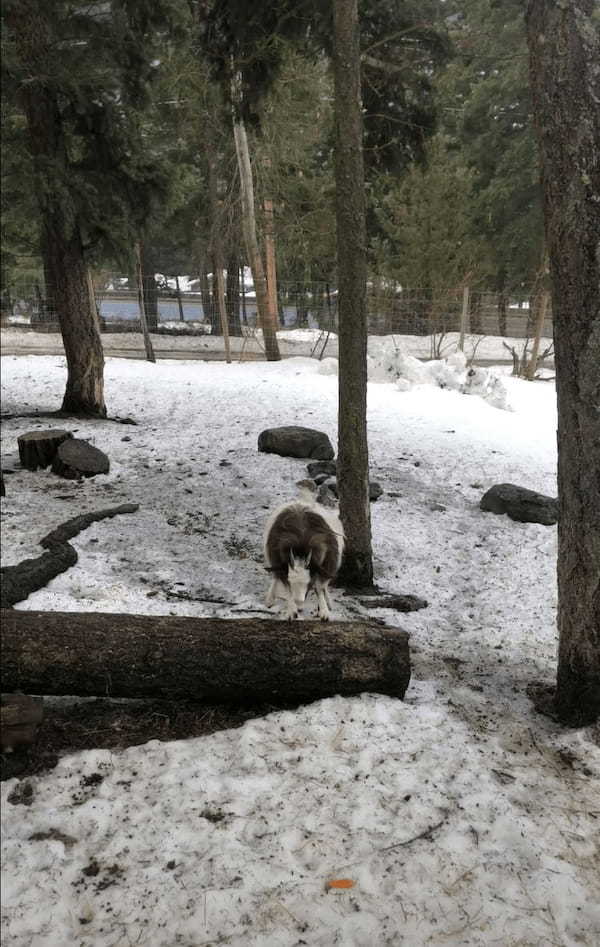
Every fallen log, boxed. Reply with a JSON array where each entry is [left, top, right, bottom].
[[0, 610, 411, 704]]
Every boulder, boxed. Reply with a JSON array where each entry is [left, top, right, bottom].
[[480, 483, 558, 525], [318, 477, 384, 502], [307, 460, 337, 479], [258, 426, 335, 461]]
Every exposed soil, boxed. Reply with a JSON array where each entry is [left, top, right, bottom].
[[1, 697, 276, 783]]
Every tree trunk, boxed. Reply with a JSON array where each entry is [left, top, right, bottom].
[[43, 218, 106, 416], [198, 256, 213, 326], [263, 160, 281, 333], [206, 150, 223, 337], [15, 20, 105, 417], [497, 288, 508, 338], [469, 289, 483, 335], [333, 0, 373, 588], [134, 241, 156, 363], [231, 88, 281, 360], [225, 190, 243, 336], [174, 275, 185, 322], [226, 248, 242, 336], [139, 242, 159, 330], [526, 0, 600, 724], [0, 610, 411, 704]]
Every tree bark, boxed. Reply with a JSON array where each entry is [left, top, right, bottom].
[[0, 610, 411, 704], [135, 241, 156, 363], [333, 0, 373, 588], [226, 247, 242, 336], [526, 0, 600, 724], [139, 242, 159, 330], [198, 254, 214, 326], [231, 84, 281, 361], [263, 158, 281, 332]]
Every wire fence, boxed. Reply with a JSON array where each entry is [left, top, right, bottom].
[[1, 279, 553, 342]]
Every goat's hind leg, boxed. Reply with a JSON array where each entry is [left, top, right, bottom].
[[265, 577, 277, 608]]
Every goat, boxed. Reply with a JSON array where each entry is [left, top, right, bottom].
[[264, 480, 344, 621]]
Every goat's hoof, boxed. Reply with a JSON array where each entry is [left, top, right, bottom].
[[318, 613, 330, 622]]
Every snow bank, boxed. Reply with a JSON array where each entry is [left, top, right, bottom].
[[318, 339, 511, 410]]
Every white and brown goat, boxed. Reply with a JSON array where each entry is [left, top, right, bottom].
[[264, 481, 344, 620]]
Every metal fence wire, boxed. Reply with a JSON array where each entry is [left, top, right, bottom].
[[1, 279, 553, 341]]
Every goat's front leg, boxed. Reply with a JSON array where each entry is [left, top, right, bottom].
[[265, 577, 277, 608], [315, 578, 331, 621], [282, 582, 299, 620]]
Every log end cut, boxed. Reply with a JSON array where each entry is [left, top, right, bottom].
[[52, 438, 110, 479]]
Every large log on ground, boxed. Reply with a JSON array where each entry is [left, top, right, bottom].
[[0, 609, 411, 704]]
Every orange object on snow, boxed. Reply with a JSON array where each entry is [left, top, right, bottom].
[[326, 878, 355, 890]]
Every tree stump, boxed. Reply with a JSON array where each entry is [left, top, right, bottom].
[[17, 429, 73, 471], [51, 438, 109, 479], [0, 610, 411, 704], [0, 694, 44, 752]]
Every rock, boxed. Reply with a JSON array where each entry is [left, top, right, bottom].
[[52, 438, 110, 479], [258, 426, 335, 461], [307, 460, 337, 479], [480, 483, 558, 525], [316, 478, 383, 502], [359, 594, 428, 613], [369, 482, 384, 502], [317, 484, 338, 508]]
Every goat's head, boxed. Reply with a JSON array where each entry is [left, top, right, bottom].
[[287, 550, 312, 611]]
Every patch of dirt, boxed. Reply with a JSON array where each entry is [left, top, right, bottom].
[[1, 697, 276, 782]]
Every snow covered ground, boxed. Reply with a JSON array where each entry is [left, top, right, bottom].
[[1, 351, 598, 947]]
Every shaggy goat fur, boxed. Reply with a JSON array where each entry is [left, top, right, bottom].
[[264, 482, 344, 620]]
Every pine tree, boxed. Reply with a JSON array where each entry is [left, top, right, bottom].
[[2, 0, 189, 415], [445, 0, 544, 291]]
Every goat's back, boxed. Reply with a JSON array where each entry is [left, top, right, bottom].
[[264, 502, 343, 581]]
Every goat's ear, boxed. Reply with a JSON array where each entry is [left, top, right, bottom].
[[289, 551, 296, 567], [305, 550, 312, 566]]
